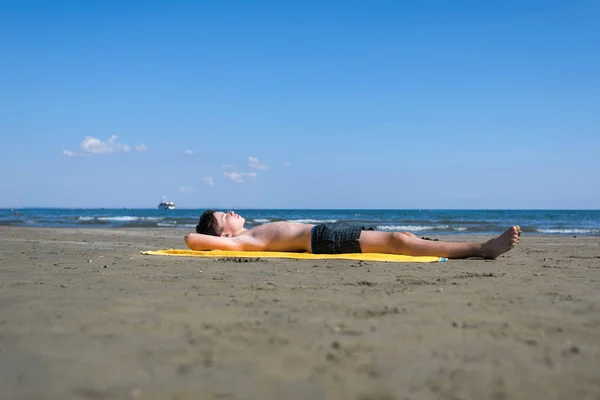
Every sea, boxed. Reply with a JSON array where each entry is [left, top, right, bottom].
[[1, 209, 599, 236]]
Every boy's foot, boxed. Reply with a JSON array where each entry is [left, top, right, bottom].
[[480, 226, 522, 259]]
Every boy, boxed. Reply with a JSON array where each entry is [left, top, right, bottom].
[[185, 210, 521, 259]]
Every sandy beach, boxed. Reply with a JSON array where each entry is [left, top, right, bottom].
[[1, 226, 599, 400]]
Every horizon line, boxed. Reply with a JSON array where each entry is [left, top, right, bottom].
[[2, 207, 599, 212]]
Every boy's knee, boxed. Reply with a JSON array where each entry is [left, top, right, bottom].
[[391, 232, 412, 242], [388, 232, 414, 253]]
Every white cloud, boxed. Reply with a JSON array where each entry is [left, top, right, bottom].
[[224, 171, 256, 183], [179, 186, 195, 193], [222, 164, 234, 169], [202, 177, 215, 186], [248, 156, 268, 170], [183, 149, 194, 155], [63, 135, 145, 156], [81, 135, 129, 154]]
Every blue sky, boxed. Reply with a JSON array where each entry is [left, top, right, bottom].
[[1, 0, 598, 209]]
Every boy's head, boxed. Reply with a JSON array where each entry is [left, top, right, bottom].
[[196, 209, 245, 237], [196, 210, 223, 236]]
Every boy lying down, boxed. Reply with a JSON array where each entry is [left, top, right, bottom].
[[185, 210, 521, 259]]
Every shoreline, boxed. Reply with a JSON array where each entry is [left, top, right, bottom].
[[3, 209, 599, 237], [1, 226, 599, 399]]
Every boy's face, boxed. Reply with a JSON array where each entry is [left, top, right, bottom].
[[213, 210, 245, 236]]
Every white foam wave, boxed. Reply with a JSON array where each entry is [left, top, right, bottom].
[[78, 216, 162, 222], [377, 225, 449, 231], [537, 228, 600, 234], [288, 219, 338, 224], [453, 226, 468, 231], [254, 219, 271, 223], [158, 223, 196, 228], [97, 216, 140, 221]]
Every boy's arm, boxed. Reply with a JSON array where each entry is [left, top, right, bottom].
[[184, 233, 263, 251]]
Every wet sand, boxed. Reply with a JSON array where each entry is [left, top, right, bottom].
[[1, 226, 599, 400]]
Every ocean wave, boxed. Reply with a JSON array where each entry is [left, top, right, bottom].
[[435, 219, 491, 225], [78, 219, 110, 225], [537, 228, 600, 234], [287, 219, 338, 224], [377, 225, 450, 231], [253, 219, 271, 223], [78, 216, 162, 222], [157, 223, 196, 228], [0, 219, 28, 226]]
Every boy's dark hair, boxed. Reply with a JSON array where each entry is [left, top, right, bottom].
[[196, 210, 223, 236]]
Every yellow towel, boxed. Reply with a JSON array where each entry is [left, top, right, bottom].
[[141, 249, 446, 263]]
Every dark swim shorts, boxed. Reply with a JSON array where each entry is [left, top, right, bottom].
[[310, 222, 374, 254]]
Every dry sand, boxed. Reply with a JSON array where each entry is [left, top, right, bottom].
[[1, 226, 599, 400]]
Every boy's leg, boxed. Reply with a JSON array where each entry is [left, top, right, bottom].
[[358, 226, 521, 259]]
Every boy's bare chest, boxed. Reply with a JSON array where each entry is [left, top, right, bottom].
[[246, 222, 314, 251], [253, 222, 312, 239]]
